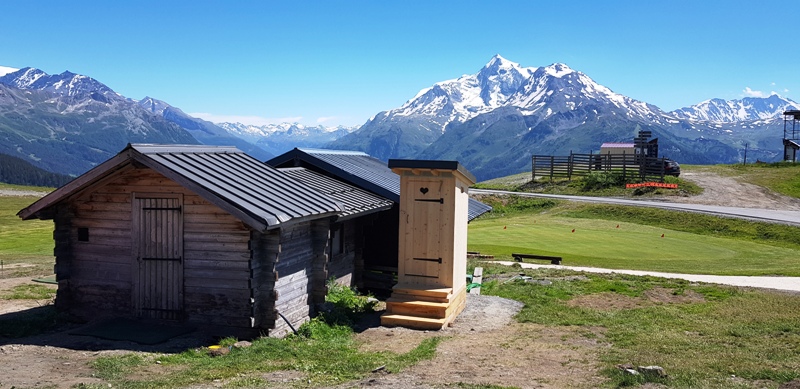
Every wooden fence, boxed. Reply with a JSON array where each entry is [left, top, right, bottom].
[[531, 153, 667, 182]]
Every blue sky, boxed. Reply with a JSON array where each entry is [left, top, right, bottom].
[[1, 1, 796, 127]]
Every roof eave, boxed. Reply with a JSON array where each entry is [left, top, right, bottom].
[[335, 203, 394, 222], [17, 146, 137, 220]]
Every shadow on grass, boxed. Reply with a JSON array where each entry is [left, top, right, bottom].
[[0, 305, 218, 353]]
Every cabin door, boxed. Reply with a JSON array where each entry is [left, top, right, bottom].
[[132, 194, 184, 320], [403, 180, 443, 282]]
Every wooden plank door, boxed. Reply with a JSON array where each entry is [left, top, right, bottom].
[[132, 194, 184, 320], [404, 180, 443, 281]]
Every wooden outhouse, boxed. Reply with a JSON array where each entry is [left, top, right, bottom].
[[380, 159, 476, 330], [17, 144, 388, 337]]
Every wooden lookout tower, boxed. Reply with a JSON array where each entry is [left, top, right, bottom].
[[381, 159, 476, 330], [784, 110, 800, 162]]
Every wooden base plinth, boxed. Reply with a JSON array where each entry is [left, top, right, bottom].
[[380, 284, 467, 330]]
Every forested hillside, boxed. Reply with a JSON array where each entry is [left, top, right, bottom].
[[0, 153, 72, 187]]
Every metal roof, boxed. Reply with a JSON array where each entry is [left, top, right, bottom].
[[279, 167, 394, 220], [19, 144, 342, 231], [267, 148, 492, 221], [600, 143, 635, 148]]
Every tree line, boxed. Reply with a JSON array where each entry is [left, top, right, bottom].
[[0, 153, 73, 187]]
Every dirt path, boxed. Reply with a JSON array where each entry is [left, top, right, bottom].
[[0, 188, 49, 197], [660, 171, 800, 210]]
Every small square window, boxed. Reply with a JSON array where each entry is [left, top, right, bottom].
[[330, 224, 344, 256], [78, 227, 89, 242]]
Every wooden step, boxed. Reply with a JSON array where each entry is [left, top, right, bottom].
[[391, 284, 453, 302], [386, 299, 449, 318], [380, 314, 446, 330]]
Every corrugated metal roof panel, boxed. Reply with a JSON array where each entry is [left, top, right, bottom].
[[132, 144, 341, 230], [600, 143, 635, 148], [279, 167, 394, 219], [267, 148, 492, 220]]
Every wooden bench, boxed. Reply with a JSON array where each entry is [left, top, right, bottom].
[[512, 253, 562, 265]]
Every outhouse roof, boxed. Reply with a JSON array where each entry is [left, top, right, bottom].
[[18, 144, 343, 231], [279, 167, 394, 220], [267, 148, 492, 221]]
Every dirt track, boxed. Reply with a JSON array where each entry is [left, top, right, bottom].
[[661, 171, 800, 210]]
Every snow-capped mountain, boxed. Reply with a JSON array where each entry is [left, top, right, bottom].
[[0, 69, 197, 175], [0, 67, 119, 99], [218, 122, 357, 155], [330, 55, 789, 180], [669, 94, 799, 123], [0, 68, 272, 175], [330, 54, 671, 163]]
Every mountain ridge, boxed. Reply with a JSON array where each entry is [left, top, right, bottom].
[[327, 55, 799, 180]]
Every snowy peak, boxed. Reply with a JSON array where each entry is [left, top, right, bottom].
[[388, 55, 664, 130], [138, 96, 172, 115], [0, 67, 47, 88], [542, 63, 574, 78], [670, 94, 800, 122], [0, 67, 116, 98], [477, 55, 534, 107]]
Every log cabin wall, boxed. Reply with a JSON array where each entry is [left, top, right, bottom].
[[52, 204, 74, 310], [59, 167, 253, 325], [250, 228, 280, 332], [268, 220, 328, 337], [327, 218, 358, 287]]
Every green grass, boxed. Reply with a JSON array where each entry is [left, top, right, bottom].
[[469, 198, 800, 276], [0, 194, 55, 278], [2, 283, 56, 299], [481, 267, 800, 388], [90, 298, 442, 388]]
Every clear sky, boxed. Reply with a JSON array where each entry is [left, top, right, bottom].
[[1, 1, 796, 127]]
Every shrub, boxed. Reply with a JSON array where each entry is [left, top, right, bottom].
[[581, 171, 626, 191], [318, 279, 377, 326]]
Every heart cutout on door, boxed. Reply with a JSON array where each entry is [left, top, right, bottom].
[[419, 187, 429, 194]]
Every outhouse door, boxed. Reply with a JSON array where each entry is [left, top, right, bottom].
[[403, 180, 443, 282], [132, 194, 184, 320]]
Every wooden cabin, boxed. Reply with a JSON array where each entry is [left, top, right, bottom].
[[267, 148, 492, 290], [18, 144, 390, 337]]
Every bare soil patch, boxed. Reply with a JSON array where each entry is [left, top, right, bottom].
[[341, 294, 606, 389], [0, 188, 48, 197], [567, 287, 705, 311]]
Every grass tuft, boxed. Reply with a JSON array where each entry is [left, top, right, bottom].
[[3, 283, 56, 300]]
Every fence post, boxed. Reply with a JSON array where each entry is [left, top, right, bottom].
[[567, 153, 573, 180], [549, 156, 554, 181], [622, 151, 627, 181], [531, 155, 535, 182]]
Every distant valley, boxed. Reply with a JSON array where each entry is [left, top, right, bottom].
[[0, 57, 797, 182]]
